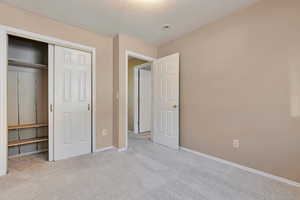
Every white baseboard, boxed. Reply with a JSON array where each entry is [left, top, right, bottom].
[[128, 130, 139, 135], [94, 146, 114, 153], [0, 170, 6, 176], [118, 147, 128, 152], [180, 147, 300, 188], [95, 145, 126, 152]]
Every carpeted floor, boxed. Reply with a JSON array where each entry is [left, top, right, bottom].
[[0, 134, 299, 200]]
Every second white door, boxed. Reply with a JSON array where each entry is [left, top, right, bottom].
[[139, 68, 151, 132], [54, 46, 92, 160]]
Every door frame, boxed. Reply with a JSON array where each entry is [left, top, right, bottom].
[[133, 67, 139, 134], [124, 51, 155, 150], [0, 24, 97, 176]]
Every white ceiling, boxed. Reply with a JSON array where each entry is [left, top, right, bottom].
[[2, 0, 258, 45]]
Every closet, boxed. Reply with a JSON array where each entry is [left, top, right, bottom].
[[0, 27, 94, 175], [7, 35, 49, 159]]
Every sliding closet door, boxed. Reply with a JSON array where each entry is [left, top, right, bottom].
[[54, 46, 92, 160]]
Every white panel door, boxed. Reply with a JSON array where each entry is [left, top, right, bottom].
[[54, 46, 92, 160], [152, 53, 179, 149], [139, 69, 151, 132]]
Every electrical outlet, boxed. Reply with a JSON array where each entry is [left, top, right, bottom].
[[102, 129, 108, 136], [233, 139, 239, 149]]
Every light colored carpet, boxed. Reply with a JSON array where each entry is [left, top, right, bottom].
[[0, 135, 299, 200]]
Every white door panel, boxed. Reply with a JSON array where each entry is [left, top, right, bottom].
[[152, 53, 179, 149], [54, 46, 92, 160], [139, 69, 151, 132]]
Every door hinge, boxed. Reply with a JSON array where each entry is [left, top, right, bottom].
[[50, 104, 53, 112], [88, 104, 90, 111]]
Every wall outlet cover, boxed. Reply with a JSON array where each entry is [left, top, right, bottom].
[[233, 139, 240, 148], [102, 129, 108, 136]]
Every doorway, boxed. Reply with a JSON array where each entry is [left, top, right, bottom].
[[127, 57, 152, 144], [124, 51, 180, 150]]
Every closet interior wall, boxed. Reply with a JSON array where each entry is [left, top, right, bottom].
[[7, 35, 49, 158]]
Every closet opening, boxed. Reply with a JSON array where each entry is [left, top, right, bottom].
[[7, 35, 49, 170]]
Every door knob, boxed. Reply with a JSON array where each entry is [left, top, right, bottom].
[[173, 105, 178, 109]]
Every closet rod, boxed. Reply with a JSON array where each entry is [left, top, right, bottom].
[[8, 59, 48, 70]]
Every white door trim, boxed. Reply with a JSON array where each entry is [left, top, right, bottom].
[[0, 24, 97, 176], [0, 29, 8, 176], [0, 25, 94, 52], [48, 44, 54, 162], [92, 48, 97, 154], [124, 50, 155, 151], [133, 67, 139, 134]]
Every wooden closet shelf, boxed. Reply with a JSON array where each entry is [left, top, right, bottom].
[[8, 59, 48, 70], [8, 137, 48, 147], [8, 123, 48, 130]]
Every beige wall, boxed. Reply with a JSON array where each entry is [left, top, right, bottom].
[[128, 58, 147, 131], [158, 0, 300, 182], [113, 34, 157, 148], [0, 3, 114, 150], [113, 36, 120, 147]]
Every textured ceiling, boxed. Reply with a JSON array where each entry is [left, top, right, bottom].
[[2, 0, 258, 45]]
